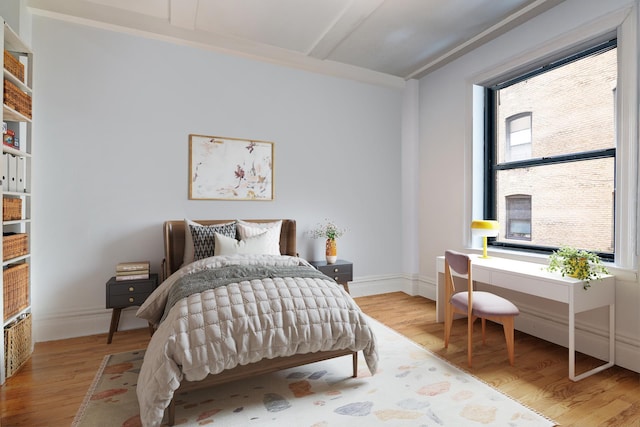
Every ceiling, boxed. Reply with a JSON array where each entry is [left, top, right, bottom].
[[27, 0, 564, 87]]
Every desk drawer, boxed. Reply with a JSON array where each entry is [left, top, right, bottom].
[[491, 271, 569, 302]]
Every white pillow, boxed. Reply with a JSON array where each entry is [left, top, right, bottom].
[[214, 232, 271, 255], [182, 219, 236, 265], [236, 220, 282, 255]]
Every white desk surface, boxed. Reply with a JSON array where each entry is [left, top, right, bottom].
[[436, 254, 615, 309]]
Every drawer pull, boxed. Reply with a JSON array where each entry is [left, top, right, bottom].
[[334, 276, 339, 281], [129, 297, 134, 303], [334, 268, 339, 273], [129, 287, 135, 292]]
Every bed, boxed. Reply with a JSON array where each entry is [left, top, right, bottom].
[[135, 219, 379, 426]]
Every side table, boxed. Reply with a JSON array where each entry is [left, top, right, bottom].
[[105, 273, 158, 343], [309, 259, 353, 293]]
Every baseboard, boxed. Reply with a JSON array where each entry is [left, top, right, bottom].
[[348, 273, 416, 297], [33, 273, 640, 374], [34, 306, 148, 342], [37, 275, 420, 341]]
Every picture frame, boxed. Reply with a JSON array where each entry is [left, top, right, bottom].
[[189, 134, 274, 200]]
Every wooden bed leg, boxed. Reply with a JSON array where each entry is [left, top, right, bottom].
[[168, 398, 176, 426], [352, 352, 358, 377]]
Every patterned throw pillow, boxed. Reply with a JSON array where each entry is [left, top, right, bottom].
[[186, 221, 237, 263]]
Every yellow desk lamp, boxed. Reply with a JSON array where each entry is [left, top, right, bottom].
[[471, 220, 499, 259]]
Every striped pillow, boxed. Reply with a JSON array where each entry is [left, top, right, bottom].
[[183, 220, 236, 265]]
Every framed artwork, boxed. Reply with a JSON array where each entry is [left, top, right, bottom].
[[189, 134, 274, 200]]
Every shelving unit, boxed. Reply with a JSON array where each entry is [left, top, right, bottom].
[[0, 18, 33, 384]]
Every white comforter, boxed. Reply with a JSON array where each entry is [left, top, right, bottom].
[[135, 254, 378, 427]]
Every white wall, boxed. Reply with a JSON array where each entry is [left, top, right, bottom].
[[30, 16, 404, 341], [21, 0, 640, 374], [418, 0, 640, 372], [0, 0, 30, 44]]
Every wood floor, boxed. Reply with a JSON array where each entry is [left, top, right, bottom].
[[1, 292, 639, 426]]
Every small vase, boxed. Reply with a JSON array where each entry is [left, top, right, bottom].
[[325, 238, 337, 264]]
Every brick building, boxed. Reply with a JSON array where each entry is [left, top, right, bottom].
[[495, 48, 616, 252]]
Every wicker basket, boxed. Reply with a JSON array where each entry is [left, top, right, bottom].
[[3, 263, 29, 321], [4, 312, 31, 377], [3, 50, 24, 82], [3, 197, 22, 221], [3, 233, 28, 261], [3, 79, 31, 119]]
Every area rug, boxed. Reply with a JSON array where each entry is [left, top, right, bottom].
[[73, 318, 555, 426]]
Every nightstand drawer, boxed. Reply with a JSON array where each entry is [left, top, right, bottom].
[[108, 293, 151, 308], [308, 260, 353, 287], [329, 273, 351, 284], [322, 264, 352, 277], [109, 280, 156, 296], [106, 274, 158, 309], [317, 263, 352, 280]]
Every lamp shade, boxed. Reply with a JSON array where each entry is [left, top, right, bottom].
[[471, 220, 500, 238], [472, 220, 499, 259]]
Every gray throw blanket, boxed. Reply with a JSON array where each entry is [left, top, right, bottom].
[[161, 264, 333, 322]]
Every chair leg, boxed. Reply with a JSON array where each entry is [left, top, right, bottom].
[[444, 304, 454, 348], [502, 317, 516, 366], [467, 315, 474, 367]]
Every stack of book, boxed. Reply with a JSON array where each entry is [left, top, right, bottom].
[[115, 261, 150, 281]]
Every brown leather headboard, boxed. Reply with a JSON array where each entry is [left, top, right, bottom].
[[162, 219, 297, 279]]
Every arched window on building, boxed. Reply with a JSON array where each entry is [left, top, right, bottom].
[[506, 113, 532, 162]]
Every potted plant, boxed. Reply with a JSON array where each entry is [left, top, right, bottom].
[[547, 246, 609, 289], [310, 219, 346, 264]]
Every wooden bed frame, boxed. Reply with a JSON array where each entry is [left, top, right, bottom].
[[161, 219, 357, 425]]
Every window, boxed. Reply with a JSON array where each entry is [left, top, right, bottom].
[[484, 39, 616, 259], [506, 195, 531, 240], [506, 113, 531, 161]]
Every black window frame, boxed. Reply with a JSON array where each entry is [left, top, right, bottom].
[[483, 38, 617, 261]]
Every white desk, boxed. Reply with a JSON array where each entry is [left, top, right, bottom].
[[435, 255, 615, 381]]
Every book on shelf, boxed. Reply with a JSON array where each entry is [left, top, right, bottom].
[[116, 261, 150, 272]]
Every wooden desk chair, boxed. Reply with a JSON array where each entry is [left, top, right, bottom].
[[443, 250, 520, 367]]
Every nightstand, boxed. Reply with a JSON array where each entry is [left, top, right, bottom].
[[105, 274, 158, 343], [309, 259, 352, 293]]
